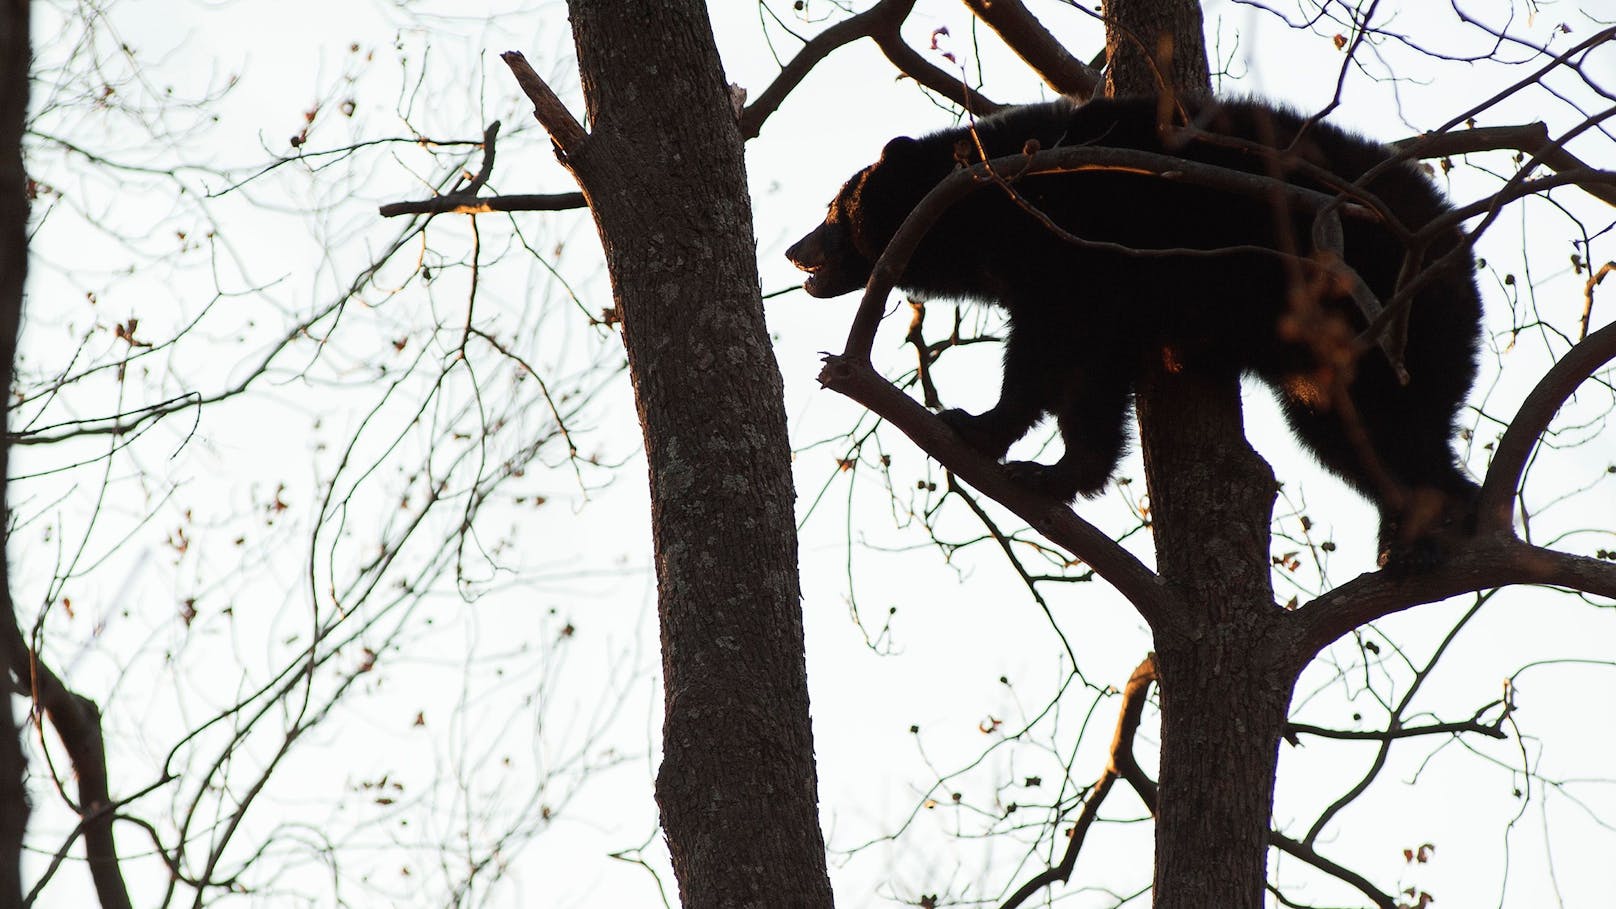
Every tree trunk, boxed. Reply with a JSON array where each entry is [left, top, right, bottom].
[[1103, 0, 1211, 101], [0, 0, 31, 901], [1106, 2, 1297, 906], [561, 2, 834, 906]]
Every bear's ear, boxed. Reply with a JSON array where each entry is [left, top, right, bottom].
[[879, 136, 921, 161]]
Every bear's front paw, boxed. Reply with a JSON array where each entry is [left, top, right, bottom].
[[1001, 456, 1114, 502], [939, 408, 1014, 461]]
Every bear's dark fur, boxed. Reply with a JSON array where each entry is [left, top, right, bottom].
[[787, 96, 1483, 567]]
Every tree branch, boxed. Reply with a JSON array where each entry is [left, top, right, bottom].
[[818, 355, 1175, 626], [1269, 832, 1396, 909], [962, 0, 1102, 98], [1291, 538, 1616, 661], [872, 26, 1002, 117], [2, 613, 131, 909], [1287, 718, 1506, 741], [997, 656, 1157, 909], [375, 120, 593, 218], [1393, 122, 1616, 208], [1477, 319, 1616, 533], [500, 51, 589, 158], [742, 0, 1001, 139], [379, 191, 586, 218]]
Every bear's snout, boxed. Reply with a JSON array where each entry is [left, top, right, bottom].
[[786, 222, 871, 298]]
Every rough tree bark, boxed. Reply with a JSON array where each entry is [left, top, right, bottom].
[[1103, 0, 1211, 101], [546, 2, 835, 905], [1106, 2, 1297, 906], [1, 0, 31, 902]]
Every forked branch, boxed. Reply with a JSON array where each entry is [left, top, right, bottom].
[[997, 656, 1157, 909]]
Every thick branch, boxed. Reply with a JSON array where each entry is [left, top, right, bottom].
[[1287, 719, 1506, 741], [818, 356, 1175, 628], [1394, 123, 1616, 207], [872, 23, 1002, 117], [379, 191, 586, 218], [2, 619, 131, 909], [1477, 319, 1616, 533], [962, 0, 1101, 98], [1292, 538, 1616, 662], [500, 51, 588, 157], [742, 2, 896, 139]]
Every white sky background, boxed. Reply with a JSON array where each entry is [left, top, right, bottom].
[[12, 0, 1616, 906]]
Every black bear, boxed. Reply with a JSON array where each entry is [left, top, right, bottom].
[[787, 96, 1483, 567]]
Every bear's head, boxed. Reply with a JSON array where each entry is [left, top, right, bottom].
[[787, 136, 934, 298]]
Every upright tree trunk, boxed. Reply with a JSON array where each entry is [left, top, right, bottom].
[[1136, 356, 1291, 908], [1103, 0, 1211, 101], [561, 2, 834, 906], [0, 0, 31, 902], [1106, 2, 1297, 906]]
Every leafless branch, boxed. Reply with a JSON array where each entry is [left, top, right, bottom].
[[379, 191, 586, 218], [742, 0, 1000, 140], [1477, 319, 1616, 533], [499, 51, 588, 157], [997, 656, 1157, 909], [1291, 538, 1616, 662], [1268, 833, 1396, 909], [1394, 123, 1616, 209], [962, 0, 1101, 98], [818, 353, 1174, 624], [2, 609, 131, 909]]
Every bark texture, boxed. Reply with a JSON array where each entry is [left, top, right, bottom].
[[0, 0, 31, 901], [1104, 0, 1212, 100], [1106, 3, 1297, 907], [562, 2, 834, 905]]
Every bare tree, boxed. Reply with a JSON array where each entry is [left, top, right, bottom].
[[815, 2, 1616, 906], [1, 0, 33, 897], [498, 1, 836, 899], [9, 0, 1616, 906], [8, 2, 640, 905]]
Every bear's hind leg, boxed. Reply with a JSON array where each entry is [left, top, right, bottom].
[[1003, 363, 1134, 501], [1276, 372, 1478, 570]]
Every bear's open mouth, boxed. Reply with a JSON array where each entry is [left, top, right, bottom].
[[800, 266, 860, 298], [792, 260, 842, 297]]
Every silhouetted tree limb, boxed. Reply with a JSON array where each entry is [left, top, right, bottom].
[[380, 190, 586, 218], [1292, 539, 1616, 662], [1477, 319, 1616, 534], [746, 0, 1001, 138], [818, 354, 1173, 623], [997, 655, 1157, 909], [376, 121, 595, 218], [1394, 122, 1616, 209], [1268, 833, 1396, 909], [1286, 718, 1506, 741], [2, 619, 131, 909], [963, 0, 1101, 98]]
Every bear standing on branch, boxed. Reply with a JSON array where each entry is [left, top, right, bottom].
[[787, 96, 1484, 569]]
